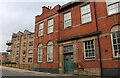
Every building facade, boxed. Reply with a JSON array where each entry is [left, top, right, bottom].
[[34, 5, 61, 73], [6, 30, 34, 64], [0, 52, 10, 63], [34, 1, 120, 77]]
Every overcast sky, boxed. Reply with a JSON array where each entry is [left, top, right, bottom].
[[0, 1, 69, 52]]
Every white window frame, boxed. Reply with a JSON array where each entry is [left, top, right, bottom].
[[106, 0, 120, 15], [81, 4, 92, 24], [83, 40, 95, 60], [47, 41, 53, 62], [110, 25, 120, 58], [48, 19, 54, 34], [38, 23, 44, 36], [38, 44, 43, 62], [64, 12, 72, 29]]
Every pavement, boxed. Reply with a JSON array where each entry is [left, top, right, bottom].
[[0, 66, 103, 78]]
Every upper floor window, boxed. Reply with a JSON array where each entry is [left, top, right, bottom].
[[22, 57, 25, 62], [29, 34, 34, 38], [81, 4, 91, 24], [14, 44, 16, 48], [14, 38, 16, 41], [111, 25, 120, 58], [29, 41, 33, 46], [106, 0, 120, 15], [17, 35, 20, 40], [17, 43, 20, 48], [23, 34, 26, 39], [28, 58, 32, 62], [38, 23, 44, 36], [28, 49, 33, 54], [22, 50, 26, 55], [48, 19, 54, 34], [38, 44, 43, 62], [15, 57, 19, 62], [47, 41, 53, 62], [83, 40, 95, 60], [16, 51, 19, 55], [23, 42, 26, 47], [64, 12, 72, 29]]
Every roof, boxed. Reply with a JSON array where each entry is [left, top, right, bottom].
[[58, 2, 82, 13]]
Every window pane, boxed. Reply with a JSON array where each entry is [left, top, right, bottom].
[[113, 39, 117, 44], [114, 51, 118, 56], [118, 44, 120, 49], [117, 38, 120, 43], [114, 45, 118, 50], [112, 33, 116, 38], [117, 31, 120, 38]]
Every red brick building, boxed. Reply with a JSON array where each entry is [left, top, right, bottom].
[[34, 1, 120, 77]]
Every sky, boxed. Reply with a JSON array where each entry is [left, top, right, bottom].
[[0, 0, 110, 52], [0, 0, 70, 52]]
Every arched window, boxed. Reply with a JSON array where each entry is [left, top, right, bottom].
[[47, 41, 53, 62], [38, 44, 43, 62], [111, 25, 120, 58]]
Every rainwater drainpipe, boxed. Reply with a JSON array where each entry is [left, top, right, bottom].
[[93, 1, 103, 77], [19, 35, 22, 68]]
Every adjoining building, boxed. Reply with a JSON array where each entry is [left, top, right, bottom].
[[0, 52, 10, 63], [34, 1, 120, 77], [6, 30, 34, 65]]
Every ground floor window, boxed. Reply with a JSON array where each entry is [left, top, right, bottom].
[[38, 44, 43, 62], [47, 41, 53, 62], [83, 40, 95, 60], [111, 25, 120, 58]]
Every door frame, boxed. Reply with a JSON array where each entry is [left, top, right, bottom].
[[63, 45, 74, 74]]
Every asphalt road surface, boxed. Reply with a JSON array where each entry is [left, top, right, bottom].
[[1, 66, 102, 78]]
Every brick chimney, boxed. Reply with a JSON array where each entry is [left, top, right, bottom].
[[42, 6, 50, 13]]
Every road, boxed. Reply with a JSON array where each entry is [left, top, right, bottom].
[[1, 66, 101, 78]]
